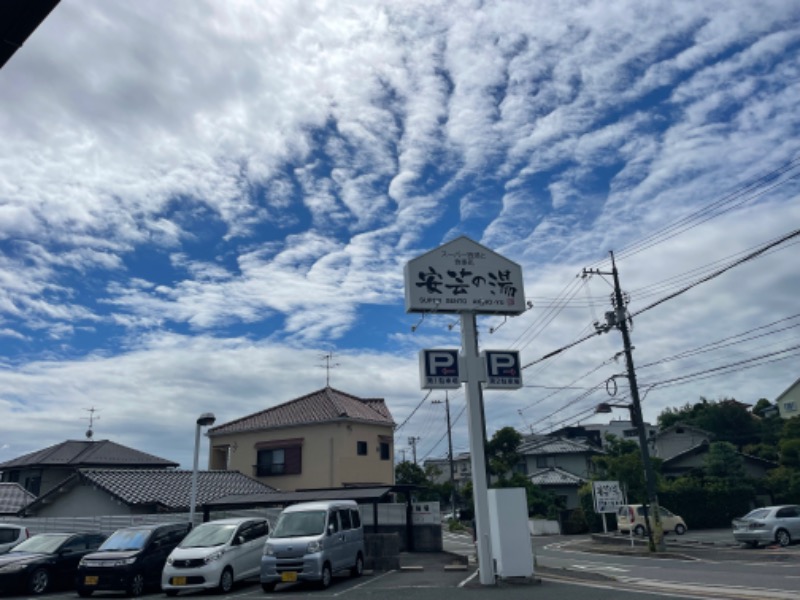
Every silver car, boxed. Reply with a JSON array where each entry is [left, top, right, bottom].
[[732, 505, 800, 548]]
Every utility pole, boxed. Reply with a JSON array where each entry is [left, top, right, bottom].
[[584, 251, 665, 552], [408, 436, 420, 465], [432, 392, 457, 513]]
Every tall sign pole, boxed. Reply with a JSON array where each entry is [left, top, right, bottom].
[[405, 237, 525, 585]]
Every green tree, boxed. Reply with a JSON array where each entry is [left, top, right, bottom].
[[656, 397, 759, 449], [592, 434, 654, 504], [395, 461, 427, 486], [705, 442, 746, 480], [485, 426, 523, 482]]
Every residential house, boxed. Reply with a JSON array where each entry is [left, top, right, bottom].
[[650, 424, 713, 460], [18, 469, 275, 518], [659, 441, 778, 480], [0, 440, 178, 497], [528, 467, 586, 510], [518, 435, 604, 509], [775, 376, 800, 420], [0, 483, 35, 515], [518, 434, 603, 479], [207, 387, 395, 491]]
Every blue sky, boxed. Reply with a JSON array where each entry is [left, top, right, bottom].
[[1, 0, 798, 472]]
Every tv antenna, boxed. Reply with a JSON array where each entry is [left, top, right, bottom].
[[320, 352, 340, 387], [84, 406, 100, 440]]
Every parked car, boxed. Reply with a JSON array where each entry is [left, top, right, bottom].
[[76, 522, 191, 597], [0, 532, 106, 595], [162, 517, 270, 595], [732, 504, 800, 548], [617, 504, 687, 536], [261, 500, 364, 591], [0, 525, 29, 554]]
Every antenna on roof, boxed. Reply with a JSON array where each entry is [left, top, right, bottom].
[[320, 352, 340, 387], [84, 406, 100, 440]]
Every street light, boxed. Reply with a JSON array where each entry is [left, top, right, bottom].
[[189, 412, 216, 525], [595, 401, 664, 552]]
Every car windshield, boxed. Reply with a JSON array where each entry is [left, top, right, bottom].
[[179, 523, 237, 548], [272, 511, 326, 538], [11, 534, 71, 554], [99, 529, 150, 551]]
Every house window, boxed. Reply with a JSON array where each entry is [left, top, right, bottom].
[[536, 456, 548, 468], [380, 441, 391, 461], [785, 402, 797, 412], [255, 439, 302, 476], [357, 441, 368, 456]]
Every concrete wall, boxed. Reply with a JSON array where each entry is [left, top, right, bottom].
[[208, 421, 394, 491]]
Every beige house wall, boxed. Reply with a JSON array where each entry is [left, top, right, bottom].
[[208, 421, 394, 491]]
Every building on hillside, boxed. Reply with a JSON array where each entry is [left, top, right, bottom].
[[775, 376, 800, 419], [550, 419, 658, 449], [0, 483, 36, 515], [0, 440, 178, 497], [517, 434, 604, 480], [18, 469, 275, 518], [422, 452, 472, 487], [207, 387, 395, 491]]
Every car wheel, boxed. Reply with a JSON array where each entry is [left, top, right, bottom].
[[776, 529, 791, 547], [318, 563, 332, 589], [77, 588, 94, 597], [634, 525, 646, 537], [217, 567, 234, 594], [126, 572, 146, 597], [350, 553, 364, 578], [28, 568, 50, 595], [261, 582, 276, 592], [675, 524, 686, 535]]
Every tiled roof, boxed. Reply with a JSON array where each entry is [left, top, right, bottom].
[[23, 469, 276, 514], [518, 434, 602, 456], [208, 387, 395, 435], [529, 467, 585, 486], [0, 483, 36, 514], [0, 440, 178, 469]]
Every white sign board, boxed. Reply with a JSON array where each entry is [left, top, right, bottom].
[[404, 237, 525, 315], [482, 350, 522, 389], [592, 481, 625, 513], [419, 349, 461, 389]]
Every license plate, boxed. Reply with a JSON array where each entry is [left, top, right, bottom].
[[84, 576, 99, 586], [281, 572, 297, 583], [171, 577, 187, 586]]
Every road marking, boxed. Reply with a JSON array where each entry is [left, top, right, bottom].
[[571, 564, 630, 573]]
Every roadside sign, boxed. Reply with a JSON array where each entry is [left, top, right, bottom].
[[592, 481, 625, 513], [419, 349, 461, 389], [482, 350, 522, 389], [404, 236, 525, 315]]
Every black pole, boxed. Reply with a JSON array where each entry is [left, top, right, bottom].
[[610, 251, 664, 552]]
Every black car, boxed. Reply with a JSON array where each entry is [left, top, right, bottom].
[[76, 522, 191, 597], [0, 532, 106, 595]]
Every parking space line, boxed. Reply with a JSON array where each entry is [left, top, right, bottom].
[[332, 570, 398, 596]]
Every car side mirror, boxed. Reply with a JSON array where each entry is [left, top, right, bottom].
[[327, 524, 335, 536]]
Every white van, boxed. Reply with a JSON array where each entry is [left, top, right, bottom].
[[0, 524, 29, 554], [161, 517, 270, 595], [260, 500, 365, 591]]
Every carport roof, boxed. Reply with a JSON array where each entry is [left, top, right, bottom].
[[207, 484, 421, 509], [1, 0, 60, 69]]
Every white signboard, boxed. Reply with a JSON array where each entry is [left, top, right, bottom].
[[419, 349, 462, 389], [592, 480, 625, 513], [404, 237, 525, 315], [482, 350, 522, 389]]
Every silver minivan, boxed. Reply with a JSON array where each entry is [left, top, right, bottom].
[[162, 517, 270, 594], [260, 500, 365, 590]]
